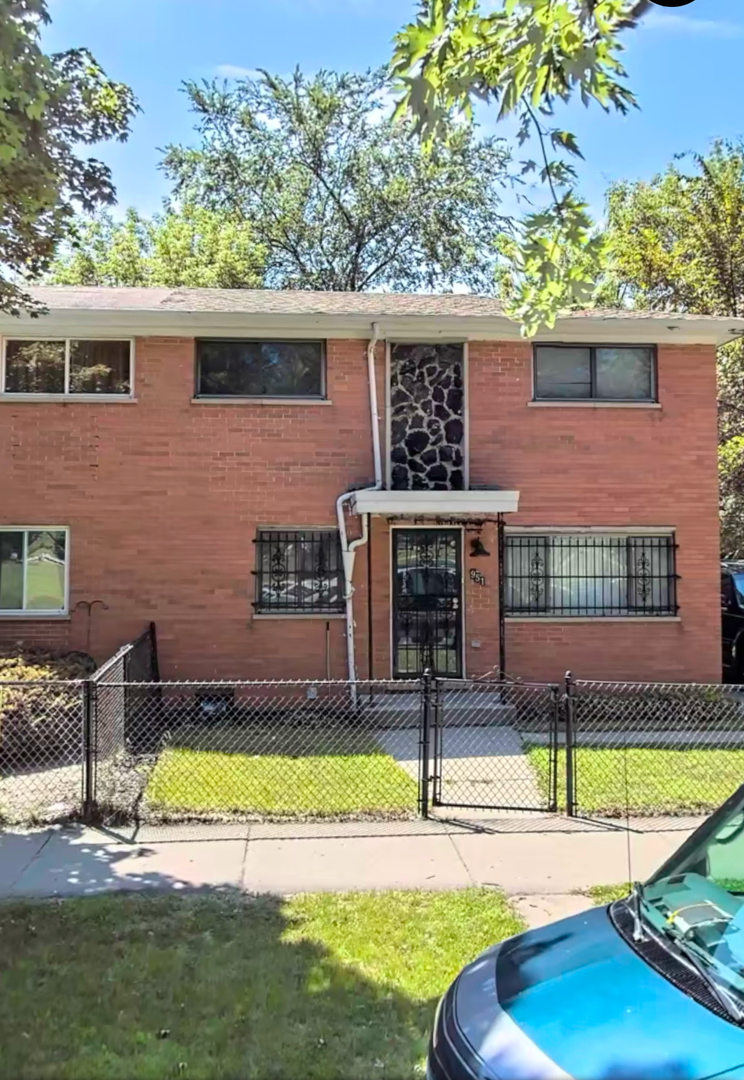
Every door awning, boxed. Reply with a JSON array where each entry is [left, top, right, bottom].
[[350, 490, 520, 516]]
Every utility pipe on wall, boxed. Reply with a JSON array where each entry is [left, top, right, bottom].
[[336, 321, 382, 685]]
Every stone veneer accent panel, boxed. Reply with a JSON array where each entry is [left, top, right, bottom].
[[389, 343, 464, 490]]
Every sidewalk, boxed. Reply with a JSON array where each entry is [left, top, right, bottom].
[[0, 816, 696, 926]]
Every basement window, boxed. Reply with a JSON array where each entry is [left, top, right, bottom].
[[0, 528, 69, 615], [2, 339, 132, 396], [196, 340, 325, 398], [253, 529, 344, 614]]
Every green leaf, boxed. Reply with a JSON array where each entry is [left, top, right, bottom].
[[550, 129, 584, 159], [0, 0, 138, 315], [389, 0, 643, 333]]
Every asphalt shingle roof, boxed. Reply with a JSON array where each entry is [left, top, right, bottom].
[[21, 286, 729, 322]]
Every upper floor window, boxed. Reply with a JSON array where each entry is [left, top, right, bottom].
[[196, 340, 325, 398], [0, 528, 68, 615], [253, 529, 343, 614], [2, 339, 132, 396], [505, 533, 677, 617], [533, 345, 655, 402]]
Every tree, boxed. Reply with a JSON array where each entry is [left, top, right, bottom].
[[0, 0, 137, 314], [160, 67, 513, 294], [390, 0, 652, 332], [601, 141, 744, 556], [49, 203, 265, 289]]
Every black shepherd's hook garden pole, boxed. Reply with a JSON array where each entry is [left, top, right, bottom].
[[74, 599, 108, 654]]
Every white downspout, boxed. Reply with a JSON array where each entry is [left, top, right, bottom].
[[336, 321, 382, 686]]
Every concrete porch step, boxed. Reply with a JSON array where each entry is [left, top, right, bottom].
[[366, 692, 518, 728]]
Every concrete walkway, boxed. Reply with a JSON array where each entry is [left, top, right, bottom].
[[0, 817, 696, 928], [377, 725, 543, 810]]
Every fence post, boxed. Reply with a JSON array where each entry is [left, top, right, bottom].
[[82, 679, 96, 822], [149, 621, 161, 682], [419, 669, 432, 819], [564, 671, 576, 818], [550, 685, 560, 813]]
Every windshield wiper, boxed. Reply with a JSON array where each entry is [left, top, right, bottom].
[[623, 885, 744, 1024], [653, 921, 744, 1025], [628, 881, 646, 943]]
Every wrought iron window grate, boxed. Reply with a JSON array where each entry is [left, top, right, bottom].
[[504, 534, 678, 617], [253, 530, 344, 614]]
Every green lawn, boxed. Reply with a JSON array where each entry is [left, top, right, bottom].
[[587, 881, 744, 906], [527, 745, 744, 817], [587, 883, 631, 906], [0, 889, 523, 1079], [144, 734, 418, 818]]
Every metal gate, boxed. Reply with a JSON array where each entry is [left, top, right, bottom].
[[392, 528, 463, 678], [424, 676, 560, 813]]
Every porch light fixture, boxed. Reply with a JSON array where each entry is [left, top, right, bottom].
[[470, 537, 490, 558]]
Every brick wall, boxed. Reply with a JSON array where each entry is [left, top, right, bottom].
[[0, 334, 721, 683], [0, 337, 376, 679], [470, 340, 721, 683]]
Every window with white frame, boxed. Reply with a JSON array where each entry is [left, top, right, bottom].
[[504, 533, 677, 617], [0, 529, 69, 614], [2, 339, 132, 396]]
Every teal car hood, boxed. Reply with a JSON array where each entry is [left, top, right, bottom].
[[454, 906, 744, 1080]]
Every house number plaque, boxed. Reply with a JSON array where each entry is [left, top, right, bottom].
[[469, 569, 486, 586]]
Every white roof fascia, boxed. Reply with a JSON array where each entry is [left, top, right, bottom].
[[0, 309, 742, 346]]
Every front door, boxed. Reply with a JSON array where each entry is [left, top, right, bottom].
[[392, 529, 462, 678]]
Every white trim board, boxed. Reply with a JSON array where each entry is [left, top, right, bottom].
[[352, 490, 519, 516]]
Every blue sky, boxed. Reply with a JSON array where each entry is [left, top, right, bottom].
[[44, 0, 744, 222]]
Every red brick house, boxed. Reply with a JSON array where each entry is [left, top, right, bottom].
[[0, 286, 738, 684]]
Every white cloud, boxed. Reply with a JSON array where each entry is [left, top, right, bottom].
[[641, 10, 744, 37], [214, 64, 259, 79]]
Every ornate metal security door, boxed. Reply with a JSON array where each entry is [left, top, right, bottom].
[[392, 529, 462, 678]]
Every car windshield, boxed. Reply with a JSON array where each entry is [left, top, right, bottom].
[[641, 785, 744, 1007], [732, 573, 744, 605]]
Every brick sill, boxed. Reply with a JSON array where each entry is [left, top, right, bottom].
[[506, 616, 681, 623], [528, 400, 661, 410], [0, 395, 137, 404], [252, 613, 345, 621], [191, 397, 333, 406], [0, 614, 71, 621]]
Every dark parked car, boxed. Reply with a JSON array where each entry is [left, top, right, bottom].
[[722, 562, 744, 682]]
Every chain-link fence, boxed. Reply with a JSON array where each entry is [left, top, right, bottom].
[[5, 643, 744, 828], [0, 680, 85, 824], [569, 679, 744, 819], [430, 678, 560, 813], [94, 679, 422, 825]]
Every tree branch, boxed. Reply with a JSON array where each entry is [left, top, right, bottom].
[[521, 97, 563, 220]]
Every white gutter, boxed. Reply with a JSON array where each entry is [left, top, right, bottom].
[[336, 321, 382, 685]]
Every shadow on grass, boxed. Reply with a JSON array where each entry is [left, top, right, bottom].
[[0, 831, 440, 1078], [0, 831, 705, 1080], [167, 723, 388, 757]]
